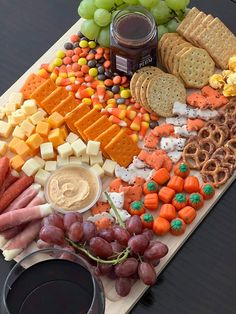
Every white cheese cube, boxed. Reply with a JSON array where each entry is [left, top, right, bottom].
[[22, 158, 41, 176], [102, 159, 117, 177], [7, 115, 18, 126], [8, 92, 24, 108], [57, 155, 69, 167], [38, 108, 47, 117], [21, 120, 35, 137], [32, 156, 45, 169], [0, 109, 5, 119], [69, 156, 82, 165], [81, 153, 89, 164], [90, 152, 103, 166], [3, 103, 17, 113], [66, 132, 79, 144], [11, 109, 26, 124], [0, 121, 13, 138], [29, 111, 45, 125], [35, 169, 50, 186], [40, 142, 54, 160], [12, 126, 26, 140], [0, 141, 8, 156], [92, 164, 104, 177], [44, 161, 57, 172], [86, 140, 100, 156], [22, 99, 38, 115], [57, 142, 73, 159], [71, 139, 86, 157]]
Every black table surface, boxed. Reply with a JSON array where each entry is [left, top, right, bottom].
[[0, 1, 236, 313]]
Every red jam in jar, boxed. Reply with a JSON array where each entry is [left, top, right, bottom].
[[110, 6, 157, 76]]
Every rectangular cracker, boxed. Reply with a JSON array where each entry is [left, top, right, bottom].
[[197, 17, 236, 69], [75, 108, 102, 140], [95, 124, 120, 159], [20, 74, 46, 99], [52, 94, 78, 116], [104, 129, 141, 168], [190, 15, 214, 47], [40, 87, 68, 114], [84, 115, 112, 140], [30, 79, 56, 106], [184, 11, 206, 44], [177, 7, 200, 36], [65, 104, 90, 134]]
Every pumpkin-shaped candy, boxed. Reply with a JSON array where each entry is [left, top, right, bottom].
[[174, 162, 190, 178], [172, 193, 187, 211], [200, 183, 215, 200], [129, 201, 145, 216], [143, 181, 158, 195], [170, 218, 186, 236], [188, 193, 204, 210], [141, 213, 154, 229], [144, 193, 159, 210]]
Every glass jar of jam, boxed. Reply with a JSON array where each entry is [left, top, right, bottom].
[[110, 6, 157, 76]]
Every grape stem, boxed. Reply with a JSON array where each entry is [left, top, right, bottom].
[[66, 237, 130, 264], [104, 191, 125, 228]]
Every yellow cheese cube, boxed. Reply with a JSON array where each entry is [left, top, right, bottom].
[[10, 155, 25, 171], [12, 126, 27, 140], [48, 128, 64, 148], [0, 121, 13, 138], [48, 112, 64, 128], [60, 125, 68, 139], [35, 121, 51, 137], [14, 141, 31, 158], [0, 141, 8, 156], [26, 133, 44, 151], [21, 120, 35, 137], [22, 158, 41, 176], [9, 92, 24, 108], [30, 111, 45, 125], [8, 137, 22, 153], [22, 99, 38, 115]]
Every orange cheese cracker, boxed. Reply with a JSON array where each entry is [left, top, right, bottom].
[[30, 79, 56, 106], [52, 94, 78, 116], [84, 115, 112, 140], [75, 109, 102, 140], [40, 87, 68, 114], [65, 104, 90, 134], [104, 129, 141, 167], [20, 74, 46, 99], [95, 124, 120, 158]]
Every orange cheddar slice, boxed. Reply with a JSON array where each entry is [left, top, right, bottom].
[[40, 87, 68, 114], [65, 104, 90, 134], [30, 79, 56, 106], [75, 109, 102, 140], [52, 95, 78, 116], [84, 115, 112, 140]]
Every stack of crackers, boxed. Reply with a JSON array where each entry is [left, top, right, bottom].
[[158, 33, 215, 89], [20, 74, 140, 167], [177, 7, 236, 69], [130, 66, 186, 117]]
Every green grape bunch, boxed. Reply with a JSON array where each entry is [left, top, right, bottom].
[[77, 0, 191, 46]]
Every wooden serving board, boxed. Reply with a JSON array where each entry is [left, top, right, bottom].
[[1, 18, 235, 314]]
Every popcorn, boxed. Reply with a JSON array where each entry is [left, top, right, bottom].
[[209, 74, 225, 89], [228, 55, 236, 72], [223, 84, 236, 97]]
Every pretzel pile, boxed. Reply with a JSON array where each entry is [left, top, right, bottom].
[[182, 98, 236, 187]]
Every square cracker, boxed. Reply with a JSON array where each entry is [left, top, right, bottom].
[[197, 17, 236, 69], [52, 94, 78, 116], [20, 74, 46, 99], [65, 104, 90, 134], [177, 7, 200, 36], [104, 129, 140, 168], [40, 87, 68, 114], [30, 79, 56, 105], [190, 15, 214, 47], [75, 108, 102, 140], [84, 115, 112, 140], [95, 124, 120, 159]]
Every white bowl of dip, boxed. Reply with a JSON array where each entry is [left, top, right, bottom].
[[44, 164, 102, 214]]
